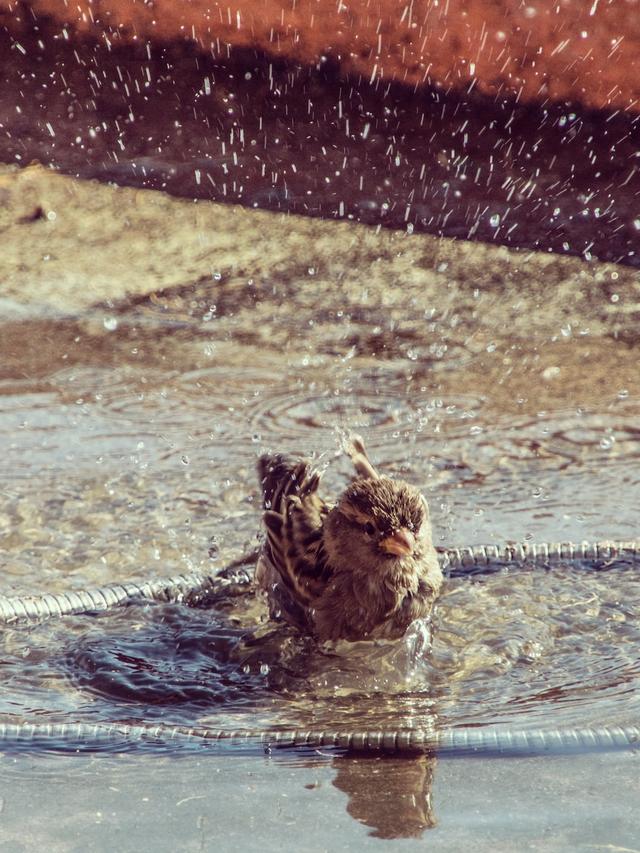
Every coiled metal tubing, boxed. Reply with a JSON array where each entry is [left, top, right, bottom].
[[0, 720, 637, 756], [2, 540, 638, 625], [1, 540, 638, 756]]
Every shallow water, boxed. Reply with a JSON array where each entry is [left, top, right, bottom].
[[1, 275, 639, 750]]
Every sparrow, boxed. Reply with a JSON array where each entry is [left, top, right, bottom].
[[255, 436, 442, 642]]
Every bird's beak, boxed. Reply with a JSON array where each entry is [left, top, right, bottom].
[[379, 528, 415, 557]]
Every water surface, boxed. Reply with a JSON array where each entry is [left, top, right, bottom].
[[1, 275, 638, 746]]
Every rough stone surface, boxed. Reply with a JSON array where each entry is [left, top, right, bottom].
[[1, 0, 639, 112], [1, 163, 639, 349]]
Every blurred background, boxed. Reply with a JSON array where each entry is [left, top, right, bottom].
[[2, 0, 640, 262]]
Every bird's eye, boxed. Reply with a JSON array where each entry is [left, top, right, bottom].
[[363, 522, 376, 536]]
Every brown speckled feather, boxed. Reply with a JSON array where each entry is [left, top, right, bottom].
[[256, 438, 443, 642], [257, 454, 331, 607]]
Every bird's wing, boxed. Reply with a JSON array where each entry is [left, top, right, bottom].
[[255, 550, 314, 631], [258, 454, 332, 606], [342, 433, 380, 479]]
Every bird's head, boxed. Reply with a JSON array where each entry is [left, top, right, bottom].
[[325, 477, 431, 571]]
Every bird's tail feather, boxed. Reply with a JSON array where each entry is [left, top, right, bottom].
[[342, 433, 379, 479]]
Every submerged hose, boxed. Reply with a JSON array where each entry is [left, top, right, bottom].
[[1, 539, 638, 756], [1, 539, 638, 625], [0, 720, 637, 756]]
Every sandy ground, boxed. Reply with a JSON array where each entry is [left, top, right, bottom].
[[2, 162, 639, 415], [2, 161, 639, 428], [2, 163, 639, 337]]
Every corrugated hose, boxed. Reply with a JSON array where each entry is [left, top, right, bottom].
[[1, 540, 638, 756]]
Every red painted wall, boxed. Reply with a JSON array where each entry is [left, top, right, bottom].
[[2, 0, 639, 111]]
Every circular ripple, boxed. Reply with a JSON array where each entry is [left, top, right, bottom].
[[426, 564, 640, 730], [0, 559, 638, 735], [61, 605, 270, 721], [47, 364, 266, 445], [434, 401, 640, 493], [249, 387, 485, 446]]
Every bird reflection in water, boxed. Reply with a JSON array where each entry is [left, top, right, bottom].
[[312, 749, 438, 838]]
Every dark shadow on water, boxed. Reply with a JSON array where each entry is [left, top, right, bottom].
[[58, 601, 438, 726], [60, 603, 272, 716]]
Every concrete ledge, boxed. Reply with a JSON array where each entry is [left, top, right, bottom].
[[2, 0, 640, 112]]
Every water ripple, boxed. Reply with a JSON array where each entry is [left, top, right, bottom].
[[0, 559, 638, 736]]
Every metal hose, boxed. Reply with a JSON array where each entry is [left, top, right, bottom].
[[441, 540, 640, 575], [1, 540, 638, 756], [0, 566, 253, 624], [1, 540, 638, 624], [0, 720, 637, 756]]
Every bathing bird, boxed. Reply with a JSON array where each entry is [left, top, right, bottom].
[[255, 436, 442, 642]]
